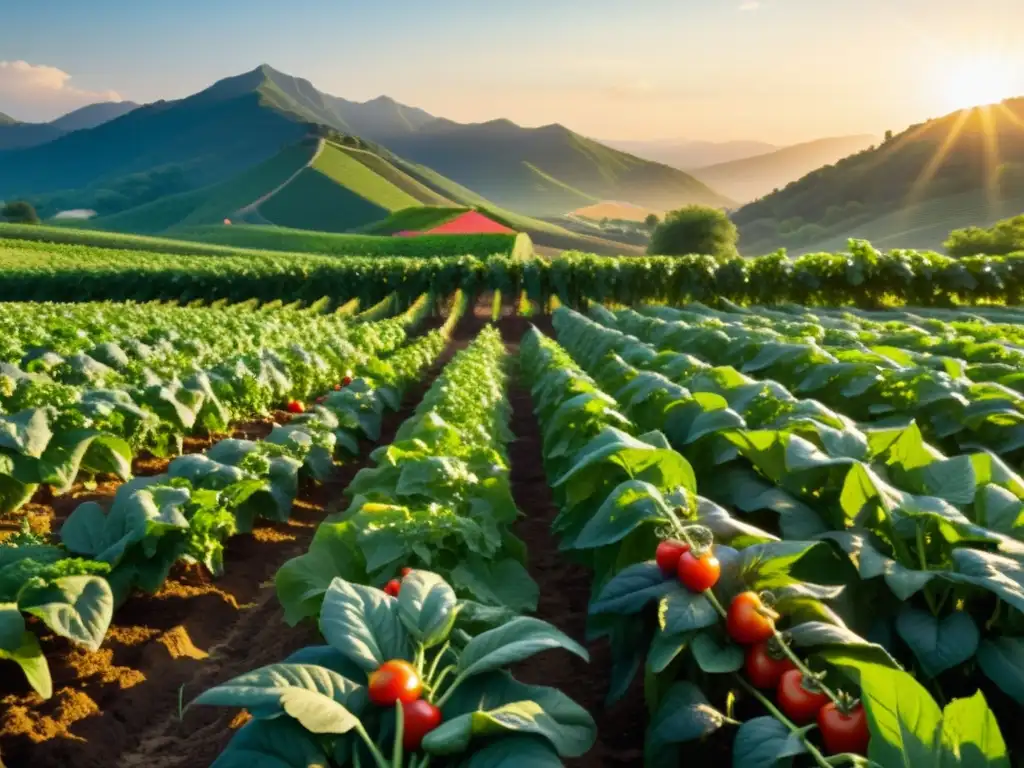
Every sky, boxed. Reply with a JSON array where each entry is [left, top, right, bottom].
[[1, 0, 1023, 144]]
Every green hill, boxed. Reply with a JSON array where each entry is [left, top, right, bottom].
[[380, 119, 734, 215], [734, 100, 1024, 253], [690, 134, 877, 203]]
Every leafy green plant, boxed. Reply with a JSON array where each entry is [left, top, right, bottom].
[[194, 570, 596, 767]]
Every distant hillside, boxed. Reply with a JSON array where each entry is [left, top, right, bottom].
[[573, 201, 658, 222], [734, 101, 1024, 253], [49, 101, 139, 132], [0, 101, 139, 152], [601, 138, 777, 170], [382, 119, 734, 215], [693, 135, 877, 203]]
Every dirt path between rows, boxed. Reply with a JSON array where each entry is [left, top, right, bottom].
[[0, 305, 646, 767]]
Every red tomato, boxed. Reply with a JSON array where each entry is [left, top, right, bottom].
[[727, 592, 777, 645], [367, 660, 421, 706], [334, 384, 342, 391], [777, 669, 829, 724], [655, 540, 690, 575], [400, 567, 413, 578], [286, 400, 305, 414], [677, 550, 720, 592], [342, 375, 353, 386], [383, 579, 401, 597], [402, 699, 442, 750], [818, 701, 869, 755], [745, 641, 796, 689]]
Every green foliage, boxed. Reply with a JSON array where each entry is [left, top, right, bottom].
[[946, 214, 1024, 258], [2, 200, 40, 225], [647, 205, 739, 260]]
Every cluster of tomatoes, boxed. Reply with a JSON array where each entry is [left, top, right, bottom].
[[287, 373, 355, 414], [366, 659, 443, 750], [655, 538, 869, 757], [383, 567, 412, 597]]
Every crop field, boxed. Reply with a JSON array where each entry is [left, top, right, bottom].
[[1, 230, 1024, 768]]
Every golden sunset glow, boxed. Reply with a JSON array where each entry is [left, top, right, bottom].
[[941, 55, 1017, 111]]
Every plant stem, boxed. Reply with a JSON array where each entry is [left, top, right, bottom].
[[430, 664, 458, 703], [771, 627, 842, 706], [425, 641, 450, 686], [434, 671, 465, 709], [917, 525, 939, 615], [393, 702, 405, 768], [734, 675, 834, 768], [703, 587, 729, 621], [415, 645, 426, 678], [353, 721, 391, 768]]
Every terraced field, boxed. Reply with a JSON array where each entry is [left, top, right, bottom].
[[2, 232, 1023, 767]]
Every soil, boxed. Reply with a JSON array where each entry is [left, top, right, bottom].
[[0, 302, 647, 768]]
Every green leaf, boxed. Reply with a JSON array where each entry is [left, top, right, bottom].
[[572, 480, 671, 550], [976, 637, 1024, 705], [691, 630, 744, 674], [788, 621, 900, 668], [659, 587, 718, 635], [0, 603, 52, 698], [318, 578, 410, 673], [457, 617, 588, 679], [397, 570, 459, 649], [453, 735, 563, 768], [590, 562, 674, 615], [939, 691, 1010, 767], [423, 698, 595, 758], [731, 716, 807, 768], [275, 521, 366, 625], [646, 629, 692, 674], [192, 663, 367, 721], [646, 682, 726, 757], [278, 688, 359, 735], [895, 607, 980, 678], [17, 575, 113, 651], [211, 719, 331, 768]]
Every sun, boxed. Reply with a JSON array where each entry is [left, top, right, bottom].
[[942, 55, 1017, 111]]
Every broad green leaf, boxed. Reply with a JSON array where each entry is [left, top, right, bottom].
[[789, 621, 900, 668], [659, 587, 718, 635], [590, 562, 674, 615], [895, 607, 980, 678], [397, 570, 459, 648], [457, 617, 588, 679], [691, 630, 744, 674], [0, 604, 52, 698], [452, 735, 563, 768], [318, 578, 410, 673], [211, 719, 331, 768], [732, 716, 807, 768], [976, 637, 1024, 705], [646, 682, 726, 757], [646, 628, 692, 675], [939, 691, 1010, 767], [192, 663, 367, 721], [279, 688, 359, 734], [17, 575, 113, 651], [572, 480, 671, 550]]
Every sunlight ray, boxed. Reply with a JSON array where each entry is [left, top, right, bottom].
[[907, 108, 970, 204]]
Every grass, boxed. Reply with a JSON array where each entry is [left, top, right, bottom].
[[259, 168, 390, 233], [310, 142, 422, 212], [338, 146, 454, 206], [361, 207, 468, 234]]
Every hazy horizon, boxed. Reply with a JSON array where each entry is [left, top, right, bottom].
[[2, 0, 1023, 144]]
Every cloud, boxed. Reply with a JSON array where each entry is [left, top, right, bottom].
[[0, 61, 122, 121], [739, 1, 761, 9]]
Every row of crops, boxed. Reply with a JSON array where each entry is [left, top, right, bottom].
[[2, 287, 1022, 767], [6, 234, 1024, 306]]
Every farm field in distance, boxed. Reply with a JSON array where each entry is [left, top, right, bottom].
[[0, 224, 1023, 768]]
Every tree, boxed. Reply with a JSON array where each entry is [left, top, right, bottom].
[[945, 214, 1024, 257], [884, 129, 894, 143], [1, 200, 40, 225], [644, 213, 660, 231], [647, 205, 739, 260]]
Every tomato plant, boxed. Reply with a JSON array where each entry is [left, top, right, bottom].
[[745, 641, 796, 689], [727, 591, 777, 645], [777, 669, 829, 725], [655, 539, 689, 575], [286, 399, 305, 414], [368, 659, 422, 706], [677, 549, 720, 592], [818, 699, 869, 756], [401, 699, 443, 750]]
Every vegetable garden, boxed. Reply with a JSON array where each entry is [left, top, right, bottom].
[[2, 230, 1024, 767]]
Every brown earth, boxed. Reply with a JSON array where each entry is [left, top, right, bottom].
[[0, 303, 646, 768]]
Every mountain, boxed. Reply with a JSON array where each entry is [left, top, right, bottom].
[[49, 101, 139, 132], [690, 134, 878, 203], [733, 102, 1024, 253], [379, 119, 734, 215], [0, 102, 139, 152], [601, 138, 778, 170]]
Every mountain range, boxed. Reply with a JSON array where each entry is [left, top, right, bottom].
[[0, 65, 730, 226], [601, 138, 778, 170], [0, 101, 139, 151]]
